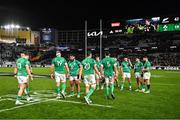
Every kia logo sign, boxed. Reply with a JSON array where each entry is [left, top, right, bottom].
[[87, 31, 103, 37], [111, 22, 120, 27]]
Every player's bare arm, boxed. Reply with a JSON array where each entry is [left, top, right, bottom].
[[65, 63, 70, 78], [26, 65, 33, 80], [78, 64, 83, 80], [94, 64, 101, 78], [50, 64, 55, 79], [14, 66, 17, 78]]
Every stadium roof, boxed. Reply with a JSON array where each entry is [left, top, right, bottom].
[[0, 0, 179, 30]]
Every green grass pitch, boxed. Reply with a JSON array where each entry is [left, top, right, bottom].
[[0, 67, 180, 119]]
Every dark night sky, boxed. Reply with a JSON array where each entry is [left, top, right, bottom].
[[0, 0, 180, 30]]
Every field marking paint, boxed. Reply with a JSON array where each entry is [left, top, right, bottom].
[[53, 99, 113, 108], [0, 98, 55, 113], [0, 90, 113, 113]]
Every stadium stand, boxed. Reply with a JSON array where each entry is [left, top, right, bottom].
[[0, 31, 180, 67]]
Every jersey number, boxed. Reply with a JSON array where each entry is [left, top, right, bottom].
[[84, 63, 90, 70], [57, 61, 62, 66]]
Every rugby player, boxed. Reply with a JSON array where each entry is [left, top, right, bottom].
[[68, 54, 82, 98], [134, 58, 143, 92], [14, 52, 33, 105], [50, 51, 70, 99], [82, 51, 101, 104], [100, 51, 118, 99], [23, 53, 33, 101], [141, 56, 151, 93], [120, 57, 132, 91]]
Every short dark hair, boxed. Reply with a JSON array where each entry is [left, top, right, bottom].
[[87, 51, 92, 56], [105, 51, 110, 56], [143, 56, 148, 58], [69, 53, 74, 57], [20, 51, 28, 55], [56, 50, 61, 54], [95, 54, 99, 58]]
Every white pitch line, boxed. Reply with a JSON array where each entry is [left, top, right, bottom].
[[0, 98, 55, 113], [54, 99, 113, 108], [0, 99, 13, 102], [0, 98, 112, 113], [0, 93, 112, 113]]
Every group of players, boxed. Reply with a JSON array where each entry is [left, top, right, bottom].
[[14, 50, 151, 105]]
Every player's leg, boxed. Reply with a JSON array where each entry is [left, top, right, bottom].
[[127, 73, 132, 91], [55, 73, 61, 98], [115, 77, 119, 88], [109, 77, 115, 99], [144, 73, 151, 93], [60, 74, 66, 98], [84, 75, 96, 104], [120, 73, 125, 91], [24, 77, 33, 101], [105, 77, 110, 99], [16, 83, 26, 105], [83, 75, 90, 104], [16, 76, 27, 105], [69, 76, 75, 96], [114, 72, 119, 88], [100, 77, 105, 90], [74, 76, 81, 98], [135, 72, 140, 91], [84, 75, 89, 95], [75, 79, 81, 98], [139, 73, 145, 92], [135, 77, 140, 91], [95, 73, 100, 90], [100, 71, 104, 90]]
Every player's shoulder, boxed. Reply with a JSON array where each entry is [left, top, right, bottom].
[[60, 56, 66, 60], [81, 58, 86, 63], [52, 57, 57, 61], [16, 58, 21, 62], [148, 61, 151, 65]]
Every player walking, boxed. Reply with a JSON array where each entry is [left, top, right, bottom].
[[82, 51, 101, 104], [14, 52, 33, 105], [50, 51, 70, 99], [100, 52, 118, 99], [68, 54, 82, 98]]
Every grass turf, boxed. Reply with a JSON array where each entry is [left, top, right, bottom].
[[0, 67, 180, 119]]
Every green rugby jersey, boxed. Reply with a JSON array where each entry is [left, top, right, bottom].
[[68, 60, 81, 76], [52, 56, 67, 74], [121, 61, 131, 73], [16, 58, 29, 76], [81, 57, 96, 76], [143, 61, 151, 72], [134, 61, 143, 73], [101, 56, 116, 77]]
